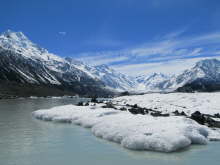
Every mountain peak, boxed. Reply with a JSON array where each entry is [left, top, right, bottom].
[[195, 58, 220, 68], [1, 30, 28, 41], [0, 30, 34, 50], [0, 30, 51, 60]]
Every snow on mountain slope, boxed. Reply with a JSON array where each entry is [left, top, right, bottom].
[[0, 30, 114, 97], [0, 30, 138, 92], [168, 59, 220, 90], [92, 65, 139, 91], [0, 30, 64, 62], [133, 59, 220, 92], [136, 73, 172, 91], [65, 57, 138, 91], [1, 30, 220, 93]]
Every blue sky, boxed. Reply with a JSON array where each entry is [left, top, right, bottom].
[[1, 0, 220, 75]]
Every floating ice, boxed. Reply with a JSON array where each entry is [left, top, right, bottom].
[[32, 104, 220, 152]]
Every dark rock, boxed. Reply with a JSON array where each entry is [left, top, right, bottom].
[[85, 102, 89, 106], [77, 101, 84, 106], [173, 110, 187, 116], [128, 107, 145, 115], [191, 111, 206, 125], [119, 107, 127, 111], [190, 111, 220, 128], [132, 104, 138, 108], [180, 111, 187, 116], [143, 108, 149, 114], [151, 112, 170, 117], [91, 97, 98, 103], [102, 102, 117, 109], [214, 113, 220, 118]]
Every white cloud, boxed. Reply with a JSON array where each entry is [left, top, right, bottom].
[[113, 56, 220, 76], [160, 28, 187, 39], [58, 32, 66, 36], [73, 30, 220, 75], [78, 55, 129, 66], [215, 51, 220, 55]]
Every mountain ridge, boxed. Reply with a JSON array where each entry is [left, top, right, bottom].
[[0, 31, 114, 97], [0, 30, 220, 97]]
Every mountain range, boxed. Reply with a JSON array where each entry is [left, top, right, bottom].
[[0, 30, 220, 97], [135, 59, 220, 92]]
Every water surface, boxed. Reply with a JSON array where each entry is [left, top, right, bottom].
[[0, 98, 220, 165]]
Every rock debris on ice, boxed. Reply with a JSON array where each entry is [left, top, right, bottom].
[[33, 93, 220, 152]]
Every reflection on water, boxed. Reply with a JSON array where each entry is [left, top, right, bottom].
[[0, 98, 220, 165]]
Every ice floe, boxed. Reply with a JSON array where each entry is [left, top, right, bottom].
[[32, 101, 220, 152]]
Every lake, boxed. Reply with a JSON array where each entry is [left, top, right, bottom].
[[0, 98, 220, 165]]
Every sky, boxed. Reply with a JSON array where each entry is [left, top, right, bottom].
[[1, 0, 220, 76]]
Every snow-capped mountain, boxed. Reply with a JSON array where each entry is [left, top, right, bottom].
[[65, 57, 138, 91], [0, 31, 113, 97], [0, 30, 63, 62], [0, 30, 220, 96], [176, 59, 220, 85], [0, 30, 138, 96], [136, 73, 172, 91], [174, 59, 220, 92], [89, 64, 138, 91], [134, 59, 220, 92]]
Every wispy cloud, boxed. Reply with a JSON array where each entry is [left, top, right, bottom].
[[159, 28, 188, 40], [77, 53, 129, 66], [74, 30, 220, 75], [113, 56, 220, 76], [58, 32, 67, 36]]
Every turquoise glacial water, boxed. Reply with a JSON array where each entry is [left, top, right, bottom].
[[0, 98, 220, 165]]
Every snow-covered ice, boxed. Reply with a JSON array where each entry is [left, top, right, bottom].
[[33, 93, 220, 152], [114, 92, 220, 115]]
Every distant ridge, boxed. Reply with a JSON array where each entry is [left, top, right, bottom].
[[0, 30, 220, 97]]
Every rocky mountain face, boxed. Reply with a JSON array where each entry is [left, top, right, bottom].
[[0, 30, 114, 97], [136, 59, 220, 92], [176, 59, 220, 92], [0, 30, 144, 97], [0, 30, 219, 97], [135, 73, 172, 91], [92, 64, 138, 91], [64, 58, 138, 91]]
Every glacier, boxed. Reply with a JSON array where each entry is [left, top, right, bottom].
[[113, 92, 220, 115], [33, 92, 220, 153]]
